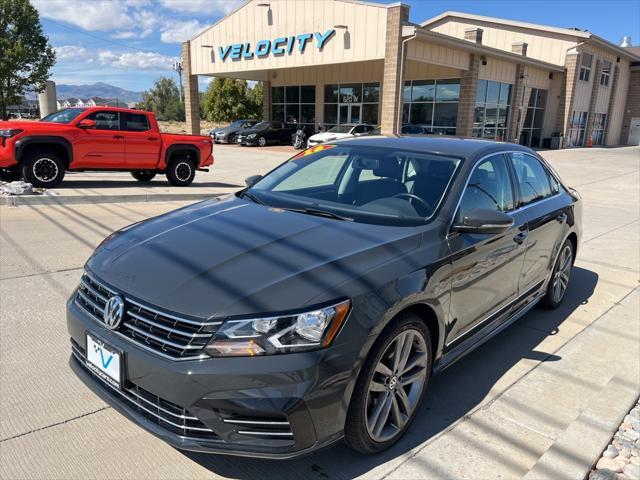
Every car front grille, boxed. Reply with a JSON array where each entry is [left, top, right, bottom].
[[70, 340, 221, 443], [221, 414, 294, 441], [75, 273, 220, 360]]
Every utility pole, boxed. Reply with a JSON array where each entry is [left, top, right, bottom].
[[173, 60, 184, 103]]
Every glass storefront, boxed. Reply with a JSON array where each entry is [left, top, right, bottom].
[[519, 88, 547, 148], [271, 85, 316, 127], [567, 111, 587, 147], [473, 79, 512, 141], [590, 113, 607, 145], [402, 79, 460, 135], [324, 82, 380, 128]]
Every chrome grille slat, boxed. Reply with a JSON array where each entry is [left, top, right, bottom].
[[126, 388, 199, 421], [237, 431, 294, 437], [80, 280, 109, 304], [122, 322, 204, 350], [77, 290, 105, 315], [127, 310, 211, 339], [223, 419, 290, 426], [127, 298, 222, 327]]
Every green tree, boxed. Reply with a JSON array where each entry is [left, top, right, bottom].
[[0, 0, 56, 120], [203, 78, 263, 122], [137, 77, 184, 121]]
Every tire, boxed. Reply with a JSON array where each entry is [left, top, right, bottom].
[[293, 135, 305, 149], [131, 171, 156, 182], [541, 238, 574, 309], [257, 136, 267, 147], [21, 151, 65, 188], [228, 134, 236, 144], [0, 168, 22, 183], [166, 157, 195, 186], [345, 313, 432, 454]]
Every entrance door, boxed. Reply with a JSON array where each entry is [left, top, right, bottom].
[[628, 117, 640, 145], [339, 104, 361, 124]]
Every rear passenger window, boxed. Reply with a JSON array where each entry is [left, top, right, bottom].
[[459, 154, 514, 218], [125, 112, 150, 131], [509, 153, 553, 206], [87, 111, 120, 131]]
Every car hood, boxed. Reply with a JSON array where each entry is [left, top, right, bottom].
[[239, 127, 268, 135], [309, 132, 352, 142], [213, 126, 239, 134], [87, 196, 422, 319], [0, 120, 69, 130]]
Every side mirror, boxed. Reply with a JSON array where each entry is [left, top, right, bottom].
[[77, 119, 96, 129], [245, 174, 262, 187], [452, 208, 514, 235]]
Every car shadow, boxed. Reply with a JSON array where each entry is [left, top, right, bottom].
[[51, 180, 243, 189], [181, 266, 598, 480]]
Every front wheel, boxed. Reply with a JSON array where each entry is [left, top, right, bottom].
[[345, 313, 432, 454], [166, 158, 195, 186], [131, 171, 156, 182], [541, 239, 574, 309], [257, 136, 267, 147], [293, 135, 305, 149], [21, 152, 65, 188]]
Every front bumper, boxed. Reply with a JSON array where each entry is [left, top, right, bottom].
[[0, 144, 17, 168], [238, 137, 259, 146], [66, 295, 354, 458]]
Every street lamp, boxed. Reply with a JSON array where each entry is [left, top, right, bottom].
[[173, 60, 184, 103]]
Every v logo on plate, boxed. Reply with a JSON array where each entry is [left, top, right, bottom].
[[99, 349, 113, 369]]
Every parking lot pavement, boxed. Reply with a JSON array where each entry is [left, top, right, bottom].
[[0, 146, 638, 479]]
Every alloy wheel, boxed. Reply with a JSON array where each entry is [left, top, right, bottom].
[[365, 329, 429, 442], [32, 158, 59, 183], [552, 244, 572, 303], [175, 162, 192, 182]]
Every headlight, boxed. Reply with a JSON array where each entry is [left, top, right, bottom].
[[205, 300, 351, 357], [247, 133, 257, 139], [0, 129, 23, 146]]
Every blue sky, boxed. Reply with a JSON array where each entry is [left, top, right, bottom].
[[36, 0, 640, 93]]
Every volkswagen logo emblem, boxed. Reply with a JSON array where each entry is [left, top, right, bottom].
[[103, 295, 124, 330]]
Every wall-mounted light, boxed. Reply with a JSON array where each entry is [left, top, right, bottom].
[[257, 2, 273, 25], [201, 45, 213, 48], [334, 24, 348, 29], [257, 2, 270, 6]]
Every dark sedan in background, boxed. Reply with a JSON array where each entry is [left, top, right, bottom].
[[68, 137, 581, 459], [210, 119, 259, 144], [236, 121, 297, 146]]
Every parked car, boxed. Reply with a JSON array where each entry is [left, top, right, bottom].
[[68, 137, 581, 458], [401, 124, 428, 134], [236, 121, 297, 147], [210, 119, 259, 144], [307, 123, 377, 147], [0, 107, 213, 187]]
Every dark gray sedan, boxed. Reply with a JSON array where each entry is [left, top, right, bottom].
[[67, 137, 581, 458]]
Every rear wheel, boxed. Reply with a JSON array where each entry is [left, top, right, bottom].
[[21, 151, 65, 188], [345, 313, 432, 454], [0, 168, 22, 183], [166, 157, 195, 186], [541, 239, 574, 309], [131, 171, 156, 182]]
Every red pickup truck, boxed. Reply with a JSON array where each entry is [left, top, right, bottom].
[[0, 107, 213, 188]]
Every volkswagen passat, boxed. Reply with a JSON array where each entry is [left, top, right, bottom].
[[68, 137, 581, 458]]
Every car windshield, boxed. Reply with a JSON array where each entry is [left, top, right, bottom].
[[41, 108, 85, 124], [229, 120, 246, 128], [328, 125, 354, 134], [245, 144, 461, 226], [253, 121, 271, 130]]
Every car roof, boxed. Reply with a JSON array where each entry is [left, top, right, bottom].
[[334, 135, 536, 160]]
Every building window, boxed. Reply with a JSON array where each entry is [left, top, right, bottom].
[[567, 111, 588, 147], [578, 53, 593, 82], [402, 79, 459, 135], [590, 113, 607, 145], [271, 85, 316, 127], [473, 79, 512, 141], [600, 61, 612, 86], [323, 82, 380, 128], [519, 88, 547, 148]]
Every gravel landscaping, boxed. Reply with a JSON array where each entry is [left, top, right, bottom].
[[589, 399, 640, 480]]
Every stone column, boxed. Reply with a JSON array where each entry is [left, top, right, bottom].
[[380, 4, 409, 135], [584, 59, 603, 144], [507, 64, 526, 143], [38, 80, 57, 118], [182, 41, 200, 135], [620, 67, 640, 144], [262, 80, 271, 121], [456, 54, 481, 137], [556, 53, 580, 145], [604, 65, 620, 145]]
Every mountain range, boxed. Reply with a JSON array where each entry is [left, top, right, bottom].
[[25, 82, 143, 102]]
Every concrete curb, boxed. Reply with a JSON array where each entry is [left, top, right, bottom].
[[0, 192, 222, 206]]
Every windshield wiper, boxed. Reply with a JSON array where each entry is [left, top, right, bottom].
[[285, 207, 353, 222], [242, 191, 264, 205]]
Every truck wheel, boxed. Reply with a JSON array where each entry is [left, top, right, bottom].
[[0, 168, 22, 183], [131, 171, 156, 182], [166, 158, 195, 186], [21, 151, 65, 188]]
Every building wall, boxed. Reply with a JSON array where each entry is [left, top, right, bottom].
[[190, 0, 388, 77], [608, 60, 632, 144], [427, 18, 579, 66], [405, 39, 469, 70], [479, 57, 515, 83]]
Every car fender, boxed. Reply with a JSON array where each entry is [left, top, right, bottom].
[[160, 143, 201, 170], [14, 136, 73, 165]]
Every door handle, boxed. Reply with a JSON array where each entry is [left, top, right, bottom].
[[513, 231, 528, 245], [556, 213, 567, 223], [113, 135, 124, 140], [147, 137, 159, 141]]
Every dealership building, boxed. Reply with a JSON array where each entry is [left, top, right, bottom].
[[181, 0, 640, 147]]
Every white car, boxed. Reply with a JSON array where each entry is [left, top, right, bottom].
[[307, 124, 377, 147]]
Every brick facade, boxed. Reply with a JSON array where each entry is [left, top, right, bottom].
[[620, 68, 640, 144], [380, 4, 409, 135], [604, 65, 621, 144], [262, 80, 271, 121], [507, 64, 526, 142], [456, 54, 481, 137], [584, 59, 603, 143], [182, 41, 201, 135], [557, 53, 579, 142]]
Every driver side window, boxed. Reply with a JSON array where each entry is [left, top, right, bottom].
[[86, 111, 121, 131], [459, 155, 514, 219]]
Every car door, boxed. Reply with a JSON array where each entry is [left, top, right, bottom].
[[73, 110, 125, 168], [122, 112, 161, 169], [446, 153, 527, 347], [507, 152, 568, 294]]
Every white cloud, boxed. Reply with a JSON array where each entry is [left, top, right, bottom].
[[159, 0, 243, 14], [32, 0, 137, 32], [160, 20, 207, 43], [111, 31, 138, 40], [54, 45, 93, 61], [55, 45, 177, 71]]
